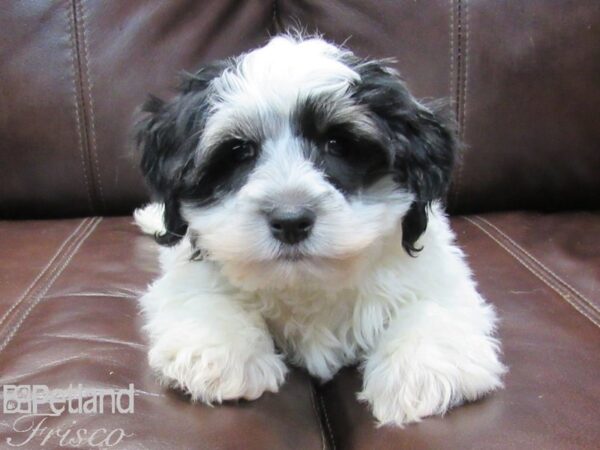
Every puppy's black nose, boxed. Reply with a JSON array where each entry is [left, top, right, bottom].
[[268, 208, 316, 245]]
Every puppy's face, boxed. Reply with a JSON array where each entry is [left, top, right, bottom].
[[136, 36, 456, 290]]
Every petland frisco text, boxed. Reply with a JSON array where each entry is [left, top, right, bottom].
[[2, 384, 135, 447]]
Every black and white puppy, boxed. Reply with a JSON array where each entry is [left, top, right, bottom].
[[133, 34, 505, 426]]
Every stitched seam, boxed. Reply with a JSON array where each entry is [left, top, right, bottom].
[[473, 216, 600, 323], [450, 0, 468, 208], [78, 0, 104, 209], [465, 217, 600, 329], [318, 387, 336, 450], [468, 217, 600, 328], [469, 216, 600, 326], [0, 218, 101, 354], [71, 0, 100, 212], [449, 0, 455, 106], [446, 0, 455, 206], [0, 218, 102, 355], [308, 380, 327, 450], [461, 0, 469, 144], [454, 0, 461, 125], [0, 219, 89, 331], [67, 0, 94, 212], [0, 218, 96, 345], [476, 216, 600, 315]]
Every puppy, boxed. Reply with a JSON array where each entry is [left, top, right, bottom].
[[133, 34, 505, 426]]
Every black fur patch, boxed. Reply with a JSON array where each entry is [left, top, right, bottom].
[[135, 60, 236, 245], [179, 138, 259, 205], [344, 56, 458, 255], [293, 97, 393, 193]]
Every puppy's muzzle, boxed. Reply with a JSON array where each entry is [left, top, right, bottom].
[[267, 207, 316, 245]]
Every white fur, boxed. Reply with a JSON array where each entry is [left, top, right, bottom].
[[201, 36, 360, 153], [135, 35, 505, 426], [133, 202, 165, 236], [139, 259, 287, 402], [136, 201, 505, 425]]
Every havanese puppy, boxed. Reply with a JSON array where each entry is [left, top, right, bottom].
[[133, 34, 505, 426]]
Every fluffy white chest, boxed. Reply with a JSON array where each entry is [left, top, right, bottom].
[[248, 281, 400, 381]]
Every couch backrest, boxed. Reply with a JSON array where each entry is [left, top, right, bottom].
[[1, 0, 598, 219]]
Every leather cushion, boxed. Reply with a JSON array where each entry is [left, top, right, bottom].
[[1, 212, 598, 448]]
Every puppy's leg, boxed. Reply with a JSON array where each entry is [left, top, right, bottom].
[[140, 261, 287, 403], [359, 293, 505, 426]]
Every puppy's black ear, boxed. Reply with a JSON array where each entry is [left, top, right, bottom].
[[134, 62, 229, 246], [135, 94, 190, 246], [395, 104, 457, 255], [350, 60, 458, 255]]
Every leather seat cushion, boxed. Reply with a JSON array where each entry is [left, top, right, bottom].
[[0, 212, 598, 449]]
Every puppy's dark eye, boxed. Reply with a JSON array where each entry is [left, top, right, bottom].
[[324, 138, 345, 157], [231, 140, 257, 161]]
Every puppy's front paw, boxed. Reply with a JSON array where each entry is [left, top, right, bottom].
[[148, 332, 288, 403], [359, 339, 505, 426], [359, 364, 457, 426]]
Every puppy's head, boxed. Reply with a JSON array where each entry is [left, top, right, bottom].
[[136, 35, 456, 290]]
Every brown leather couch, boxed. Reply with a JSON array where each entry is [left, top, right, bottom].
[[1, 1, 599, 449]]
